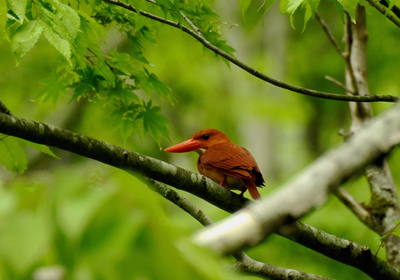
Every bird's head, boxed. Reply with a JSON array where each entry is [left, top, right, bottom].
[[164, 129, 231, 155]]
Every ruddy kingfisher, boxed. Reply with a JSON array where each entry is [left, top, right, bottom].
[[164, 129, 264, 200]]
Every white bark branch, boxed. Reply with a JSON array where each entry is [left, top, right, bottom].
[[344, 6, 400, 269]]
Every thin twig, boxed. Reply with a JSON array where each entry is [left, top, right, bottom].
[[101, 0, 399, 103], [315, 11, 344, 58], [179, 11, 205, 39], [145, 0, 206, 39], [333, 187, 372, 227], [316, 10, 360, 96], [145, 178, 214, 226], [325, 75, 355, 94], [376, 223, 400, 256]]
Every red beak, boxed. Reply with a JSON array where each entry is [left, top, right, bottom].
[[164, 139, 202, 153]]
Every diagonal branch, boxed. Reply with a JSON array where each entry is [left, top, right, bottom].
[[333, 187, 372, 227], [144, 178, 214, 226], [315, 11, 344, 58], [231, 251, 334, 280], [279, 221, 400, 280], [365, 0, 400, 28], [101, 0, 399, 103]]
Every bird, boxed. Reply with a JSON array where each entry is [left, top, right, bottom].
[[164, 129, 264, 200]]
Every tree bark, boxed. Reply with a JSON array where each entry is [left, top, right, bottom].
[[344, 5, 400, 269]]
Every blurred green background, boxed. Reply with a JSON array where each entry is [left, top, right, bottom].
[[0, 1, 399, 279]]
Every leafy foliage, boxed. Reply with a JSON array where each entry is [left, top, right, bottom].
[[2, 0, 237, 148], [0, 135, 27, 174], [0, 135, 59, 174], [239, 0, 359, 29]]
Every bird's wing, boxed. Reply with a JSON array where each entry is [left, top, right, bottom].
[[200, 142, 264, 186]]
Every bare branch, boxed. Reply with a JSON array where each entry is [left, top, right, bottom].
[[325, 75, 355, 94], [279, 222, 400, 280], [344, 6, 400, 269], [333, 187, 372, 226], [231, 252, 334, 280], [315, 12, 344, 58], [101, 0, 399, 103], [144, 178, 214, 227]]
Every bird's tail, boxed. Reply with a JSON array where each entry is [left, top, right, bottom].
[[247, 183, 262, 200]]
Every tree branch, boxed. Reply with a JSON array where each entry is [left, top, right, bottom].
[[365, 0, 400, 28], [279, 222, 400, 280], [333, 187, 372, 226], [144, 178, 214, 227], [344, 6, 400, 269], [0, 111, 399, 278], [101, 0, 399, 103], [315, 12, 344, 58], [325, 75, 355, 94], [231, 251, 334, 280]]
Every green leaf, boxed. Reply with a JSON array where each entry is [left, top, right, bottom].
[[21, 139, 60, 159], [48, 0, 80, 40], [112, 101, 143, 141], [137, 101, 171, 147], [144, 68, 172, 98], [43, 23, 72, 65], [37, 71, 68, 106], [94, 58, 116, 87], [303, 0, 319, 31], [10, 0, 27, 23], [286, 0, 303, 28], [107, 81, 141, 103], [280, 0, 289, 14], [0, 0, 9, 41], [11, 20, 44, 65], [261, 0, 278, 16], [0, 136, 28, 174], [77, 10, 104, 60], [332, 0, 345, 23], [140, 26, 158, 44], [239, 0, 252, 17], [337, 0, 357, 22]]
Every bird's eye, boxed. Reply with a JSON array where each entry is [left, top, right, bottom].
[[202, 134, 209, 140]]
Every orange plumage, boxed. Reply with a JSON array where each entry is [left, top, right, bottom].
[[164, 129, 264, 200]]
